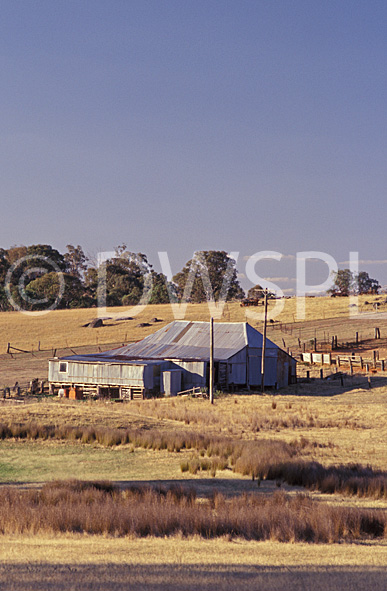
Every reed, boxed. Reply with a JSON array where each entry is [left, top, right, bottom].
[[0, 481, 385, 542]]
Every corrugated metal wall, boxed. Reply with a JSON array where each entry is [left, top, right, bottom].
[[227, 348, 247, 385], [276, 349, 297, 387], [49, 360, 150, 388], [248, 348, 278, 387], [162, 370, 182, 396], [169, 360, 206, 389]]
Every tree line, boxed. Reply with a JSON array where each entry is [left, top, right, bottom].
[[0, 244, 381, 312], [0, 245, 244, 311]]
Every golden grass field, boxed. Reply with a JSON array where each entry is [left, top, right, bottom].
[[0, 537, 386, 591], [0, 383, 386, 471], [1, 535, 386, 567], [1, 294, 386, 352], [0, 299, 387, 588]]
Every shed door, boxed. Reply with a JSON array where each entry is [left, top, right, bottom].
[[218, 363, 228, 388]]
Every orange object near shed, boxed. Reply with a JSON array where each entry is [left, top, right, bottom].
[[68, 387, 77, 399], [68, 386, 83, 400]]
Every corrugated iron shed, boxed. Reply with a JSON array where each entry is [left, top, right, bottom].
[[49, 321, 297, 394]]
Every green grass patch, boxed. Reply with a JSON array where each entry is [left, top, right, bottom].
[[0, 441, 191, 483], [0, 461, 21, 480]]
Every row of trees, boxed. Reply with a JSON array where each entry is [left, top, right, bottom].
[[328, 269, 381, 296], [0, 243, 381, 311], [0, 245, 244, 312]]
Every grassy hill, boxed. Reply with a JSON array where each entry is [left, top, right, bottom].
[[0, 294, 385, 353]]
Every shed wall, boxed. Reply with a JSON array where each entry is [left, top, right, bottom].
[[162, 370, 182, 396], [49, 360, 150, 388], [227, 348, 247, 385], [167, 360, 206, 389]]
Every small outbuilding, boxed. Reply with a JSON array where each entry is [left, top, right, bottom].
[[48, 321, 297, 399]]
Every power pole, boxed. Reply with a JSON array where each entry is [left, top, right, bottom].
[[209, 317, 214, 404], [261, 288, 268, 393]]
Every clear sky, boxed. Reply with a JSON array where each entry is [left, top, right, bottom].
[[1, 0, 386, 293]]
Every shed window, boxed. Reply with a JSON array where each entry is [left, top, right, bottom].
[[59, 362, 68, 373]]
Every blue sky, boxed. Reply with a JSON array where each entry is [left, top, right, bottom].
[[1, 1, 386, 292]]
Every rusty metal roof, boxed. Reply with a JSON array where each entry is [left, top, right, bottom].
[[99, 321, 278, 361]]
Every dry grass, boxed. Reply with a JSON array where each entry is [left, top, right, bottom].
[[0, 295, 384, 353], [1, 415, 387, 500], [1, 299, 387, 578], [2, 294, 387, 387], [0, 534, 385, 566], [0, 303, 220, 353], [1, 543, 386, 591], [1, 379, 387, 474], [0, 480, 385, 543]]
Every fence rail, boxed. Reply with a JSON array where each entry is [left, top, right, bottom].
[[301, 352, 386, 372]]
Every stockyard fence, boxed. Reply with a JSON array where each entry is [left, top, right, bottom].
[[267, 316, 387, 355], [5, 339, 133, 358]]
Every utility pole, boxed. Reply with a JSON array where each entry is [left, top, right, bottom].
[[261, 288, 268, 393], [209, 317, 214, 404]]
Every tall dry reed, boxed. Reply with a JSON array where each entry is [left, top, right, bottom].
[[0, 481, 385, 542]]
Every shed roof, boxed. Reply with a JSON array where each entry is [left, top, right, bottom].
[[98, 321, 278, 362], [55, 356, 163, 366]]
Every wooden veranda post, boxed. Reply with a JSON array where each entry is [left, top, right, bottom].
[[261, 289, 268, 393], [209, 317, 214, 404]]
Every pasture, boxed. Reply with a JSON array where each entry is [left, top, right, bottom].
[[1, 294, 386, 353], [0, 300, 387, 589]]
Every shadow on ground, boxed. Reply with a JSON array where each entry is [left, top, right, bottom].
[[2, 477, 301, 499], [0, 564, 386, 591], [273, 374, 387, 397]]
